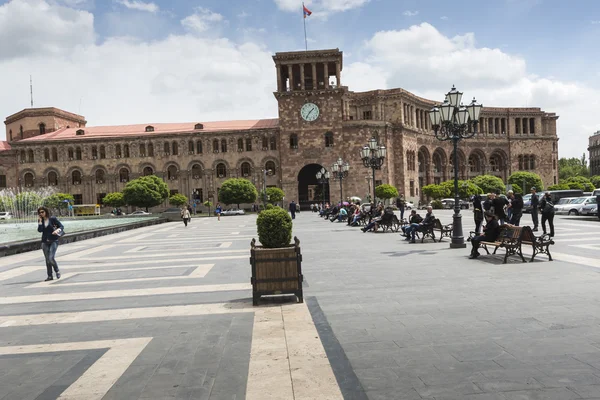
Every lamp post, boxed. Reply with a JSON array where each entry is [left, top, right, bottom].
[[331, 157, 349, 205], [315, 168, 330, 205], [428, 85, 483, 248], [360, 137, 387, 204], [261, 168, 273, 209]]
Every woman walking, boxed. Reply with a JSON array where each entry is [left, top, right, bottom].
[[37, 207, 64, 281], [215, 203, 222, 221], [181, 207, 191, 227]]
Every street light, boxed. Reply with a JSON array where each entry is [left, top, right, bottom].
[[331, 157, 349, 205], [360, 137, 387, 204], [316, 168, 330, 204], [261, 168, 274, 209], [428, 85, 483, 248]]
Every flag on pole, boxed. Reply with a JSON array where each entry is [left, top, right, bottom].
[[303, 4, 312, 18]]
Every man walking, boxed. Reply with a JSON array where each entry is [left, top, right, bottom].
[[530, 187, 539, 231], [289, 200, 297, 220], [396, 195, 406, 221]]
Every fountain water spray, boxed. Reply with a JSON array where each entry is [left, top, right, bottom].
[[0, 187, 56, 224]]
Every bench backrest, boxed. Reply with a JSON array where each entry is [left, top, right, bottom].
[[434, 218, 443, 230], [519, 226, 536, 243]]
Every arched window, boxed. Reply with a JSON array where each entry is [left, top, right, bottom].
[[216, 163, 227, 178], [44, 148, 50, 161], [241, 162, 251, 177], [270, 136, 277, 150], [148, 143, 154, 157], [24, 172, 34, 187], [68, 148, 74, 160], [139, 144, 146, 157], [119, 168, 129, 182], [246, 138, 252, 151], [221, 139, 227, 153], [95, 169, 105, 184], [145, 125, 154, 132], [20, 150, 25, 162], [115, 144, 122, 158], [39, 123, 46, 135], [92, 146, 98, 159], [72, 170, 81, 185], [213, 139, 219, 153], [164, 142, 170, 155], [51, 148, 58, 162], [143, 166, 154, 176], [27, 149, 34, 163], [167, 165, 178, 180], [197, 141, 203, 154], [290, 134, 298, 149], [265, 161, 276, 174], [75, 147, 82, 160], [123, 144, 130, 158], [99, 145, 106, 159], [238, 138, 244, 151], [518, 155, 523, 170], [529, 155, 536, 170], [262, 137, 268, 150], [191, 164, 202, 179], [325, 132, 334, 148], [188, 141, 194, 154], [48, 171, 58, 186], [172, 141, 178, 156]]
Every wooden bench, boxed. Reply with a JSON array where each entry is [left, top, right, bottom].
[[479, 225, 553, 264], [433, 218, 453, 242]]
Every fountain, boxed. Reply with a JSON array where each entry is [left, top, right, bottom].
[[0, 187, 57, 223]]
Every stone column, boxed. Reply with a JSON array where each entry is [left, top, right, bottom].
[[287, 65, 293, 91], [311, 63, 317, 89], [300, 64, 305, 90], [335, 62, 341, 87], [324, 63, 329, 89], [276, 64, 282, 92]]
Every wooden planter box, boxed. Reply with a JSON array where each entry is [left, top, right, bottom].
[[250, 237, 303, 306]]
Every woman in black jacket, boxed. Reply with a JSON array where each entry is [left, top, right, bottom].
[[509, 193, 524, 226], [37, 207, 64, 281]]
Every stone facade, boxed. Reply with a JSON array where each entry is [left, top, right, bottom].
[[1, 48, 559, 208], [589, 130, 600, 177]]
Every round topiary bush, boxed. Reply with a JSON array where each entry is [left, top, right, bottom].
[[265, 203, 275, 210], [430, 199, 443, 209], [256, 207, 292, 248]]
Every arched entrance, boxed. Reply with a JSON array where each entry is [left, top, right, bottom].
[[297, 163, 329, 207]]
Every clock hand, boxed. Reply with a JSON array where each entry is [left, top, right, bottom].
[[307, 108, 315, 118]]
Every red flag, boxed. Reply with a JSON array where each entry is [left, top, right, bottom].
[[303, 4, 312, 18]]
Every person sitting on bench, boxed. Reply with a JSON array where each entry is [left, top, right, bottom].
[[361, 204, 384, 232], [401, 209, 423, 239], [404, 206, 435, 243], [469, 211, 501, 259]]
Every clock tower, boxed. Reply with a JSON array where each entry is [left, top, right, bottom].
[[273, 49, 346, 205]]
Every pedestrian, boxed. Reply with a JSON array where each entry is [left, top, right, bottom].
[[472, 194, 484, 234], [215, 203, 222, 221], [492, 192, 508, 224], [187, 204, 193, 223], [539, 192, 555, 237], [506, 190, 514, 222], [396, 195, 405, 221], [181, 207, 191, 227], [469, 211, 501, 259], [37, 206, 64, 281], [289, 200, 297, 219], [530, 187, 539, 231], [510, 193, 523, 226]]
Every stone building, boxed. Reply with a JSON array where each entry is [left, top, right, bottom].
[[0, 48, 559, 209], [589, 131, 600, 177]]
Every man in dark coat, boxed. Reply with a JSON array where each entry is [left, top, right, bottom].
[[396, 196, 406, 221], [539, 192, 555, 237], [288, 200, 297, 219], [469, 211, 501, 259], [530, 187, 539, 231]]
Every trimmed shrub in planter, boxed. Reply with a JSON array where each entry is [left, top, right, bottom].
[[256, 207, 292, 248], [431, 199, 443, 209]]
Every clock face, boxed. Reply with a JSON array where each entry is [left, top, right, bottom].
[[300, 103, 320, 122]]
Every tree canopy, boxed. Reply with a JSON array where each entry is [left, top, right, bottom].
[[508, 172, 543, 193], [440, 180, 483, 198], [422, 184, 449, 199], [102, 192, 126, 208], [591, 176, 600, 188], [44, 193, 75, 210], [218, 178, 258, 207], [558, 155, 589, 180], [563, 176, 595, 192], [266, 187, 285, 204], [375, 184, 399, 200], [169, 193, 188, 207], [122, 175, 169, 211], [470, 175, 505, 194]]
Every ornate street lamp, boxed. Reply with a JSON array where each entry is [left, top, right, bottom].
[[261, 168, 274, 209], [315, 168, 330, 204], [360, 137, 387, 204], [429, 85, 483, 248], [331, 157, 349, 205]]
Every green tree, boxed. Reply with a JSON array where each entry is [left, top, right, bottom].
[[509, 183, 522, 194], [122, 175, 169, 211], [564, 176, 595, 192], [101, 192, 125, 208], [218, 178, 258, 208], [508, 172, 543, 193], [375, 184, 399, 202], [266, 187, 285, 204], [440, 180, 482, 198], [590, 175, 600, 188], [547, 183, 570, 190], [203, 200, 213, 208], [558, 155, 589, 180], [469, 175, 505, 194], [169, 193, 188, 207], [44, 193, 75, 211], [422, 184, 450, 199]]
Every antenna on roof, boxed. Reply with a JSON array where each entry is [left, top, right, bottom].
[[30, 75, 34, 108]]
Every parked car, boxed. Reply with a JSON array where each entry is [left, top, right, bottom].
[[552, 197, 579, 214], [0, 211, 13, 220], [221, 208, 245, 216], [129, 210, 152, 216], [405, 202, 415, 210], [580, 197, 598, 216], [555, 196, 597, 216], [439, 198, 469, 209], [161, 207, 184, 221]]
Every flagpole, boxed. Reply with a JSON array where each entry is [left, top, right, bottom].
[[303, 2, 308, 51]]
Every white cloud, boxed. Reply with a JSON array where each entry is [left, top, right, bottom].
[[274, 0, 369, 12], [592, 20, 600, 24], [115, 0, 158, 13], [440, 15, 448, 20], [181, 8, 224, 34], [343, 23, 600, 158], [402, 10, 418, 17]]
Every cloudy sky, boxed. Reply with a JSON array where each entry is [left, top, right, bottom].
[[1, 0, 599, 158]]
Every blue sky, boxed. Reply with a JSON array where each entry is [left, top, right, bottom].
[[1, 0, 599, 158]]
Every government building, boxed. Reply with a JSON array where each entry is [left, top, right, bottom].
[[0, 49, 559, 209]]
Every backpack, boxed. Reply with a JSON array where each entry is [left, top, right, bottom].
[[543, 200, 554, 214]]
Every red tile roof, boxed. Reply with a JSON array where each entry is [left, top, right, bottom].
[[0, 141, 11, 152], [19, 119, 280, 142]]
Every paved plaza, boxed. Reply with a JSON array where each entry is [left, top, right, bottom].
[[1, 210, 600, 399]]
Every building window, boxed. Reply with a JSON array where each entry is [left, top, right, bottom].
[[407, 151, 416, 171], [119, 168, 129, 182], [238, 138, 244, 151], [148, 143, 154, 157], [39, 123, 46, 135], [73, 194, 83, 205], [19, 125, 23, 139], [52, 148, 58, 162], [44, 148, 50, 161], [0, 175, 7, 188], [518, 155, 523, 170], [143, 166, 154, 176], [48, 171, 58, 186], [363, 110, 372, 120], [246, 138, 252, 151], [72, 170, 81, 185], [115, 144, 122, 158], [290, 134, 298, 149], [265, 161, 276, 174], [95, 169, 105, 184], [221, 139, 227, 153], [262, 137, 268, 150], [216, 163, 227, 178], [241, 162, 251, 177], [27, 149, 34, 163], [123, 144, 130, 158], [197, 141, 203, 154], [410, 180, 415, 197], [194, 123, 204, 130], [145, 126, 154, 132], [213, 139, 219, 153], [75, 147, 82, 160], [99, 146, 106, 159], [194, 188, 204, 203], [139, 144, 146, 157], [515, 118, 521, 134], [8, 129, 12, 141], [325, 132, 334, 148], [167, 165, 178, 180], [191, 164, 202, 179], [68, 148, 74, 160], [188, 141, 194, 154], [164, 142, 170, 155], [24, 172, 34, 187], [270, 137, 277, 150], [97, 193, 107, 206], [91, 146, 98, 159]]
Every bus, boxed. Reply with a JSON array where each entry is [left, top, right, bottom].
[[72, 204, 101, 216]]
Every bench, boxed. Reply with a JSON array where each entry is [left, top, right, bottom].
[[478, 225, 554, 264], [379, 214, 401, 232], [433, 218, 453, 242]]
